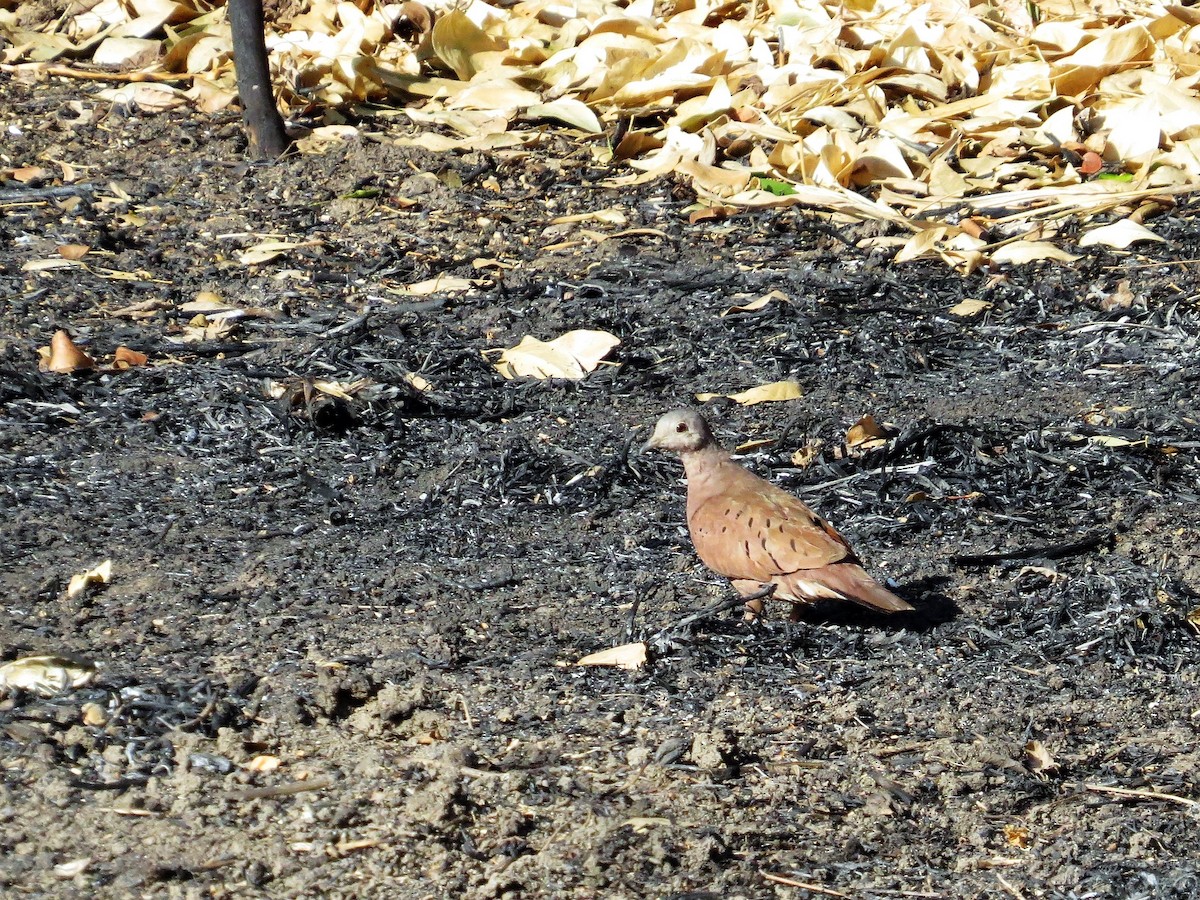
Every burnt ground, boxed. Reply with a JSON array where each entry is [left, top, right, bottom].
[[3, 74, 1200, 900]]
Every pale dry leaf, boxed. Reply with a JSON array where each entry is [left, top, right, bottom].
[[430, 9, 502, 81], [720, 289, 789, 317], [404, 372, 433, 392], [471, 257, 515, 270], [311, 379, 372, 402], [527, 98, 602, 133], [246, 755, 282, 773], [177, 317, 237, 343], [54, 859, 93, 879], [577, 642, 647, 670], [1025, 740, 1059, 774], [237, 240, 322, 266], [31, 0, 1200, 267], [1017, 564, 1060, 583], [621, 816, 670, 831], [23, 258, 81, 273], [179, 292, 232, 313], [1078, 220, 1165, 249], [67, 559, 113, 600], [1088, 435, 1145, 448], [294, 124, 362, 153], [450, 79, 539, 112], [398, 275, 476, 296], [895, 228, 948, 265], [487, 330, 621, 380], [5, 165, 50, 182], [1098, 96, 1161, 162], [948, 298, 992, 317], [695, 380, 803, 405], [0, 655, 97, 697], [733, 439, 776, 453], [549, 208, 628, 226], [1051, 23, 1153, 97], [990, 242, 1081, 265], [92, 37, 160, 68], [97, 83, 190, 113]]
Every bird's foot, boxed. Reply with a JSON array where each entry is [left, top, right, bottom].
[[739, 583, 777, 622]]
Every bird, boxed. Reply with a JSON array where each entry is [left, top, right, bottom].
[[644, 408, 913, 618]]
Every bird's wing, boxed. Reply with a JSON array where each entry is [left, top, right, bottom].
[[686, 462, 852, 581]]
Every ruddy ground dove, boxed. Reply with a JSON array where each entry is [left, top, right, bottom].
[[645, 409, 913, 616]]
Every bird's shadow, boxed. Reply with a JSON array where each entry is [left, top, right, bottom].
[[648, 576, 958, 648], [791, 575, 958, 633]]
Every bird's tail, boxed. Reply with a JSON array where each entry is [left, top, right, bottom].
[[779, 563, 914, 613]]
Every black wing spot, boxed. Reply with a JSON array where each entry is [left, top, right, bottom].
[[789, 538, 797, 552], [764, 518, 772, 530]]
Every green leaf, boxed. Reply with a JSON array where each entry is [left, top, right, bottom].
[[754, 176, 797, 196]]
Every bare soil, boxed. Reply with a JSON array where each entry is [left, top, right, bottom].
[[3, 75, 1200, 899]]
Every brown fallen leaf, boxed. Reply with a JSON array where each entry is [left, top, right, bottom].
[[688, 205, 737, 224], [1080, 151, 1103, 175], [846, 414, 894, 452], [42, 330, 95, 373], [7, 166, 49, 183], [1099, 279, 1136, 312], [790, 438, 824, 468], [81, 703, 107, 726], [112, 346, 149, 369], [57, 244, 91, 260], [1002, 824, 1032, 850]]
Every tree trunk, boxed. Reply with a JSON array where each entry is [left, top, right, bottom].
[[228, 0, 290, 158]]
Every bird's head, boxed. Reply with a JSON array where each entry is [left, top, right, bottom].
[[643, 408, 715, 454]]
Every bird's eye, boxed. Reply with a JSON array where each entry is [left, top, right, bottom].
[[676, 422, 688, 433]]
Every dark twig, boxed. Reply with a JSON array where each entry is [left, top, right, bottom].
[[651, 583, 776, 644], [228, 776, 336, 801], [1, 184, 96, 203], [951, 529, 1114, 568], [625, 592, 642, 642]]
